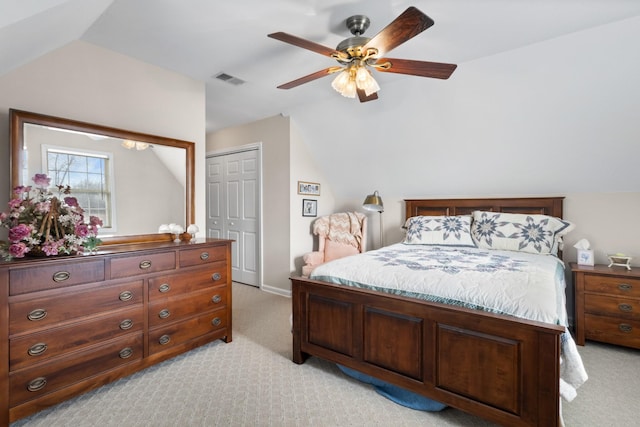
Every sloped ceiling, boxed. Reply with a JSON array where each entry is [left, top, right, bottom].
[[2, 1, 640, 199], [2, 0, 639, 133]]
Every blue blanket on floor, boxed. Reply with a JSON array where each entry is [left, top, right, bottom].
[[337, 365, 447, 411]]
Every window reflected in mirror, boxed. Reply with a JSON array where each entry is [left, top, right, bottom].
[[11, 110, 195, 242]]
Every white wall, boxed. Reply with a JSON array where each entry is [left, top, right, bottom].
[[0, 40, 206, 240], [206, 114, 292, 293], [289, 118, 336, 274]]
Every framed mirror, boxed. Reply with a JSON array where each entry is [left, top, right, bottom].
[[10, 109, 195, 244]]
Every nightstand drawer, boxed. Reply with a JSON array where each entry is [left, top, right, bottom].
[[584, 314, 640, 349], [584, 274, 640, 298], [584, 294, 639, 319]]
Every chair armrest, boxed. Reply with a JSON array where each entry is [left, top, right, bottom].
[[303, 251, 324, 266]]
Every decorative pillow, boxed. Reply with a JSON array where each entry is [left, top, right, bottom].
[[403, 215, 475, 247], [470, 211, 574, 255]]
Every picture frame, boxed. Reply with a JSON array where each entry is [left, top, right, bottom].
[[298, 181, 320, 196], [302, 199, 317, 217]]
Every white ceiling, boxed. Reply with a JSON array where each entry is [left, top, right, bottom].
[[2, 0, 640, 133]]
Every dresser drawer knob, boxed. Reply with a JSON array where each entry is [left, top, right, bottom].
[[27, 377, 47, 392], [158, 309, 171, 319], [618, 283, 633, 291], [618, 303, 633, 313], [619, 323, 633, 333], [211, 317, 222, 327], [159, 283, 171, 293], [139, 260, 152, 269], [200, 252, 210, 260], [159, 334, 171, 345], [27, 308, 47, 321], [119, 291, 134, 302], [28, 343, 48, 356], [119, 347, 134, 359], [212, 294, 222, 304], [52, 271, 70, 282], [211, 272, 222, 281], [119, 319, 133, 330]]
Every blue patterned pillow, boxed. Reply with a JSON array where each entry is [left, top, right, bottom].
[[403, 215, 476, 247], [471, 211, 574, 255]]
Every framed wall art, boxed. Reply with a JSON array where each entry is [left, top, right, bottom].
[[298, 181, 320, 196], [302, 199, 317, 217]]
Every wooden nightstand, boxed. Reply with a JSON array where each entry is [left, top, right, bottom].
[[571, 263, 640, 349]]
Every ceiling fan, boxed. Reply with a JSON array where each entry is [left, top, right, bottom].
[[268, 6, 457, 103]]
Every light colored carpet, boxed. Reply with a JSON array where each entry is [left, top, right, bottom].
[[11, 282, 639, 426]]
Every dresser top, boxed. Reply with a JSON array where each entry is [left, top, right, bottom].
[[0, 238, 232, 267]]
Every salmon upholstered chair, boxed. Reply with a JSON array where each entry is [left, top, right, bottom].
[[302, 212, 367, 277]]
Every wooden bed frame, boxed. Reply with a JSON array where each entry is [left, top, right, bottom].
[[291, 197, 567, 427]]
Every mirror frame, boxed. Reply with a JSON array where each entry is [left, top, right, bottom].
[[9, 109, 195, 245]]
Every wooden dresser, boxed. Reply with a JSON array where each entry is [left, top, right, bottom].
[[572, 263, 640, 349], [0, 238, 232, 425]]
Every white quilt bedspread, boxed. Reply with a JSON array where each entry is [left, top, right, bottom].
[[310, 243, 587, 405]]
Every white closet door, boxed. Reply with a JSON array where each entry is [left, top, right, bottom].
[[206, 149, 260, 287]]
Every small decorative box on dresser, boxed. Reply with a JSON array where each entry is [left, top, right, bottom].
[[572, 263, 640, 349], [0, 239, 232, 425]]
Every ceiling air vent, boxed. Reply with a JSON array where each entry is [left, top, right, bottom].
[[214, 72, 245, 86]]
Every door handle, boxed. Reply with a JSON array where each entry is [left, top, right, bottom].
[[229, 222, 235, 226]]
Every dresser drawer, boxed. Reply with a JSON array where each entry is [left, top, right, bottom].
[[585, 294, 639, 319], [10, 307, 144, 371], [9, 333, 143, 406], [179, 245, 227, 267], [110, 251, 176, 279], [148, 308, 227, 354], [148, 286, 227, 327], [148, 263, 227, 300], [10, 281, 143, 335], [9, 259, 105, 295], [584, 314, 640, 349], [584, 274, 640, 298]]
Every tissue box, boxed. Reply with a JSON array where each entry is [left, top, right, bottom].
[[577, 249, 594, 266]]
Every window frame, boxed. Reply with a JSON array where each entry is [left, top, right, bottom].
[[41, 144, 117, 235]]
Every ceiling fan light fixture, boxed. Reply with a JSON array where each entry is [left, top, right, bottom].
[[331, 69, 356, 98], [355, 66, 380, 96]]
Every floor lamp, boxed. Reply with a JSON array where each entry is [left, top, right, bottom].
[[363, 190, 384, 248]]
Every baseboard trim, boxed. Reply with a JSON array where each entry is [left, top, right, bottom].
[[260, 283, 291, 298]]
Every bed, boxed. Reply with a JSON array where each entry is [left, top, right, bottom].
[[290, 197, 586, 427]]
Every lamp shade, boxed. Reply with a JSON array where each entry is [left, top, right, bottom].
[[363, 191, 384, 212]]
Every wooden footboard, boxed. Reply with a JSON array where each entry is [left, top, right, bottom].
[[291, 277, 564, 427]]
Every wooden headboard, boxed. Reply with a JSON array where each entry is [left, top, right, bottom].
[[404, 197, 564, 220]]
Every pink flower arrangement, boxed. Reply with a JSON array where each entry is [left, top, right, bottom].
[[0, 174, 103, 260]]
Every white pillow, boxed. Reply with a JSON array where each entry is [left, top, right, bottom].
[[471, 211, 574, 255], [403, 215, 476, 247]]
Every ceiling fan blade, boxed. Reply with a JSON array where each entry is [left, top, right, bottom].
[[276, 67, 341, 89], [357, 88, 378, 103], [268, 32, 340, 58], [362, 7, 434, 57], [375, 58, 457, 79]]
